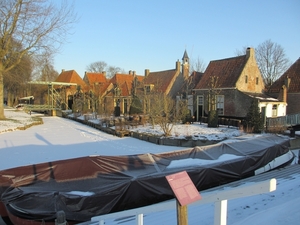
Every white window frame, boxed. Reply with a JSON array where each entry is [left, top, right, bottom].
[[272, 104, 277, 117], [216, 95, 224, 115]]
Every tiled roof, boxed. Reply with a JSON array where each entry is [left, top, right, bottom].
[[194, 55, 247, 89], [109, 73, 143, 85], [190, 71, 204, 88], [178, 71, 203, 94], [84, 72, 107, 85], [143, 69, 178, 93], [55, 70, 87, 89], [242, 91, 279, 102], [268, 58, 300, 93], [107, 73, 144, 97], [120, 81, 131, 96]]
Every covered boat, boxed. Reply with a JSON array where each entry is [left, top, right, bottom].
[[0, 135, 294, 225]]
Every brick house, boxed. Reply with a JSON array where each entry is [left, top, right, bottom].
[[192, 48, 287, 122], [142, 51, 190, 98], [82, 72, 108, 113], [55, 69, 87, 110], [267, 58, 300, 115], [101, 71, 144, 115]]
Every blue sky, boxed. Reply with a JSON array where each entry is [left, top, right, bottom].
[[54, 0, 300, 77]]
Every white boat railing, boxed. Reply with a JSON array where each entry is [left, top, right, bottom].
[[89, 178, 276, 225]]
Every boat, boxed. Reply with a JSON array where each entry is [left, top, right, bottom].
[[0, 134, 294, 225]]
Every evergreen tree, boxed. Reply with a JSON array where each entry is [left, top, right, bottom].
[[208, 110, 218, 127], [245, 99, 264, 133], [129, 96, 143, 115]]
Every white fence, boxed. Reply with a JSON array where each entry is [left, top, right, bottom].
[[88, 178, 276, 225]]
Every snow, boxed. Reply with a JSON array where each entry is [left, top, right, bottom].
[[66, 191, 95, 197], [0, 109, 300, 225], [167, 154, 243, 169]]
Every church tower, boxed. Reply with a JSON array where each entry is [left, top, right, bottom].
[[182, 50, 189, 79]]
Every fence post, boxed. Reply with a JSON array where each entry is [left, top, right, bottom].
[[214, 200, 228, 225], [136, 213, 143, 225]]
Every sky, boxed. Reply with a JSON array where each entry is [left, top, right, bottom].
[[0, 109, 300, 224], [53, 0, 300, 78]]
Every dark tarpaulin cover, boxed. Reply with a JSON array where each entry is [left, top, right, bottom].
[[0, 135, 291, 222]]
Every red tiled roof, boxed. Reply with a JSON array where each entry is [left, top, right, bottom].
[[143, 69, 178, 93], [268, 58, 300, 93], [84, 72, 107, 85], [106, 73, 144, 97], [109, 73, 143, 84], [55, 70, 86, 89], [120, 81, 131, 96], [194, 55, 247, 89]]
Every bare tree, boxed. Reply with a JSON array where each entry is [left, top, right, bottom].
[[0, 0, 77, 119], [86, 61, 108, 73], [107, 66, 125, 78], [86, 61, 126, 78], [256, 39, 291, 88], [190, 57, 206, 72], [235, 46, 248, 56], [146, 92, 176, 136], [32, 55, 59, 82], [4, 52, 33, 106], [207, 76, 221, 127]]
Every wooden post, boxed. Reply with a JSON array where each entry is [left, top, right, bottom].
[[177, 200, 188, 225]]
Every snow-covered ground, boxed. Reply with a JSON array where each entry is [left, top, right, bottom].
[[0, 109, 300, 225]]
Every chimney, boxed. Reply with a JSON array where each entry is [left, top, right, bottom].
[[282, 85, 287, 102], [133, 71, 136, 76], [129, 70, 132, 75], [176, 60, 181, 71], [103, 71, 106, 77], [62, 69, 65, 73], [246, 47, 255, 59], [284, 76, 291, 89], [145, 69, 150, 77]]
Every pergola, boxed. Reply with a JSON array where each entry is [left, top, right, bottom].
[[28, 81, 77, 110]]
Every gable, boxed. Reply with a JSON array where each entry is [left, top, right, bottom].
[[268, 58, 300, 93], [104, 73, 144, 97]]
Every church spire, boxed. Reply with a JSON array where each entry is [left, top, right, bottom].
[[182, 49, 189, 63], [182, 50, 189, 79]]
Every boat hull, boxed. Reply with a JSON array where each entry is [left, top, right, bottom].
[[0, 135, 294, 225]]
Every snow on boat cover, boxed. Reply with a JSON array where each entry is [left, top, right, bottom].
[[0, 134, 294, 224]]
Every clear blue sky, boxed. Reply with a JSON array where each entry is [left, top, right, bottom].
[[54, 0, 300, 77]]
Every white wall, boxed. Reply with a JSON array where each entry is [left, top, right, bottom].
[[259, 102, 287, 118]]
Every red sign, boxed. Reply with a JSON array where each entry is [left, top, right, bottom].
[[166, 171, 201, 206]]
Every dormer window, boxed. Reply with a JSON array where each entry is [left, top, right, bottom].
[[245, 75, 248, 83], [144, 84, 154, 93]]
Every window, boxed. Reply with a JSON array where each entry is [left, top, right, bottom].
[[144, 84, 154, 93], [216, 95, 224, 115], [197, 95, 204, 121], [245, 75, 248, 83], [272, 104, 277, 117], [124, 99, 128, 114], [198, 95, 204, 105], [256, 77, 259, 85]]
